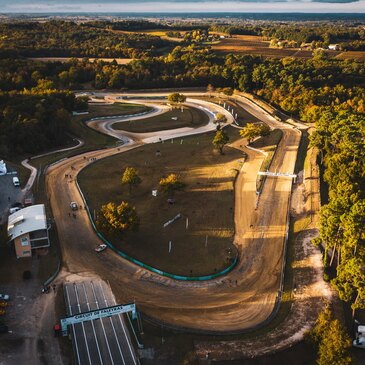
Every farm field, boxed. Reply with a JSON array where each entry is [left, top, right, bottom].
[[78, 128, 244, 277], [335, 51, 365, 61], [113, 105, 209, 133]]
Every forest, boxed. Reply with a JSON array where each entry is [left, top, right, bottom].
[[0, 21, 171, 58], [0, 20, 364, 317]]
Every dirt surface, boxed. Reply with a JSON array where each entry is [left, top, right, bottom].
[[43, 92, 302, 335]]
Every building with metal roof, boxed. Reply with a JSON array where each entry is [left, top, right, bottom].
[[7, 204, 50, 258]]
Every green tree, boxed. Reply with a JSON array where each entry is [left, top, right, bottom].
[[96, 201, 139, 235], [121, 167, 142, 194], [159, 173, 185, 197], [308, 306, 352, 365], [318, 319, 352, 365], [239, 123, 270, 144], [215, 112, 227, 125], [212, 129, 230, 155], [167, 92, 186, 105]]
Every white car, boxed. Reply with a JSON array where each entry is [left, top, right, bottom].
[[0, 294, 9, 301], [95, 244, 107, 253]]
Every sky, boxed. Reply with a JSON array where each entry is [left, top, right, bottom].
[[1, 0, 365, 13]]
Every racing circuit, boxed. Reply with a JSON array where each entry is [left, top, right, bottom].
[[45, 92, 302, 333]]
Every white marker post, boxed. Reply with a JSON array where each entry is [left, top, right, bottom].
[[169, 241, 172, 253], [186, 217, 189, 230], [205, 235, 208, 248]]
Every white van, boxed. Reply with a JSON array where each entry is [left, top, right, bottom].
[[12, 177, 20, 187]]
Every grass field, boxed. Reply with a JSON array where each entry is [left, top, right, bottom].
[[78, 128, 244, 276], [113, 105, 209, 133]]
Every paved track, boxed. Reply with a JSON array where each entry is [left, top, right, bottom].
[[64, 280, 138, 365], [46, 92, 301, 332]]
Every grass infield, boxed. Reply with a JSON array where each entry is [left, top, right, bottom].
[[78, 128, 244, 277], [113, 105, 209, 133]]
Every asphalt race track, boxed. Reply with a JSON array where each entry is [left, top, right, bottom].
[[64, 280, 138, 365]]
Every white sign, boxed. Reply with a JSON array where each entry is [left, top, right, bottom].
[[61, 303, 136, 333], [152, 190, 158, 197]]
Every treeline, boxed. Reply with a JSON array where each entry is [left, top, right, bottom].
[[0, 21, 171, 58], [0, 90, 82, 156], [310, 108, 365, 316]]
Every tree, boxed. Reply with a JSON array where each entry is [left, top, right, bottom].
[[308, 306, 352, 365], [212, 129, 229, 155], [159, 173, 185, 197], [121, 167, 142, 194], [239, 123, 270, 144], [167, 92, 186, 105], [215, 113, 227, 125], [96, 201, 139, 235]]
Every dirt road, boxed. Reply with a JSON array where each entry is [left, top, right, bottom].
[[46, 93, 301, 332]]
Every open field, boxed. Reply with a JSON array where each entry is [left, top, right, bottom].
[[335, 51, 365, 61], [113, 105, 209, 133], [28, 57, 133, 64], [78, 128, 243, 276]]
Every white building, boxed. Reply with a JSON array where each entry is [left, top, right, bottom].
[[7, 204, 50, 258], [328, 44, 339, 51], [0, 160, 7, 175]]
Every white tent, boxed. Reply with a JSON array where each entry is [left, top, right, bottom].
[[0, 160, 7, 175]]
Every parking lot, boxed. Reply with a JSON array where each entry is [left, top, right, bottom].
[[0, 168, 24, 225]]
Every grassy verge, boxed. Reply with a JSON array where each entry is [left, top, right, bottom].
[[113, 105, 209, 133], [79, 127, 244, 277]]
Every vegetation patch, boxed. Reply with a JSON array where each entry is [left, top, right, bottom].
[[113, 105, 209, 133], [78, 128, 243, 277]]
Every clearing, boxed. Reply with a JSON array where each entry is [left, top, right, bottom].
[[78, 128, 244, 277]]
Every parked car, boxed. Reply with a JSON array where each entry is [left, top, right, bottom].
[[70, 202, 78, 211], [9, 207, 21, 215], [12, 177, 20, 187], [0, 294, 9, 301], [95, 244, 107, 253]]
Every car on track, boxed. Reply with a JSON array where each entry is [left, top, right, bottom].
[[70, 202, 78, 211], [95, 244, 107, 253], [0, 294, 9, 301]]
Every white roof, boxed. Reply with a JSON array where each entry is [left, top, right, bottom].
[[7, 204, 47, 240]]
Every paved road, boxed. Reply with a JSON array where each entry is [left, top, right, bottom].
[[64, 280, 138, 365], [46, 92, 301, 333]]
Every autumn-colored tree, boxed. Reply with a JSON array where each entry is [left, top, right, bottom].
[[239, 123, 270, 144], [215, 113, 227, 125], [121, 167, 142, 194], [159, 173, 185, 197], [212, 130, 229, 155], [308, 306, 352, 365], [167, 93, 186, 105], [96, 201, 139, 235]]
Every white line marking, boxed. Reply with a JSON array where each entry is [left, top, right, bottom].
[[101, 283, 138, 365], [82, 283, 104, 365], [73, 283, 93, 365], [90, 281, 117, 365], [65, 285, 81, 365]]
